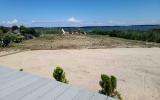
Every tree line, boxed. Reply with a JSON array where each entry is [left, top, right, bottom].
[[0, 25, 40, 47], [91, 29, 160, 43], [34, 27, 62, 34]]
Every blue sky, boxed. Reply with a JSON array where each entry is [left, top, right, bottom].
[[0, 0, 160, 27]]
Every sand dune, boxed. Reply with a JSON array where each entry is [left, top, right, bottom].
[[0, 48, 160, 100]]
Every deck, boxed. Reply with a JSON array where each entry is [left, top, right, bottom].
[[0, 66, 115, 100]]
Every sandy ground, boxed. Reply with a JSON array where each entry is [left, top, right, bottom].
[[0, 49, 22, 57], [0, 48, 160, 100]]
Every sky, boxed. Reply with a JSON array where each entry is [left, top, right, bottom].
[[0, 0, 160, 27]]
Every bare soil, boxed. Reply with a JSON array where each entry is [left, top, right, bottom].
[[0, 48, 160, 100]]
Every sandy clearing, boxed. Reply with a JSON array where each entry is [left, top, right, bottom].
[[0, 48, 160, 100], [0, 49, 23, 57]]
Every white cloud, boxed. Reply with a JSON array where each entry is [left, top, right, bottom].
[[12, 19, 18, 24], [67, 17, 80, 23], [4, 19, 19, 25], [108, 20, 113, 24]]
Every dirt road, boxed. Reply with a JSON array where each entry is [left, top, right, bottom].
[[0, 48, 160, 100]]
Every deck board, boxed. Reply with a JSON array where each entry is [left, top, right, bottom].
[[0, 66, 115, 100], [1, 78, 50, 100], [20, 81, 59, 100], [0, 72, 27, 84], [90, 93, 108, 100], [56, 86, 81, 100], [0, 73, 31, 90], [0, 76, 40, 98], [72, 89, 95, 100], [38, 84, 70, 100]]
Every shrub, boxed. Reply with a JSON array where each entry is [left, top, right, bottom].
[[53, 66, 68, 83], [91, 31, 110, 35], [111, 75, 117, 92], [27, 28, 40, 37], [23, 34, 34, 40], [11, 34, 24, 43], [1, 33, 24, 47], [109, 30, 119, 37], [0, 31, 3, 46], [91, 29, 160, 43], [19, 68, 23, 71], [0, 29, 3, 34], [20, 25, 28, 35], [1, 33, 12, 47], [15, 36, 24, 43], [20, 25, 40, 37], [99, 74, 112, 96], [0, 26, 9, 33], [99, 74, 122, 100]]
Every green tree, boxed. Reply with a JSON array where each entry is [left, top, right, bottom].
[[0, 29, 3, 40], [1, 33, 12, 47], [1, 33, 24, 47], [20, 25, 40, 37], [20, 25, 28, 35], [0, 29, 3, 34], [12, 25, 19, 31], [0, 26, 9, 33], [28, 28, 40, 37]]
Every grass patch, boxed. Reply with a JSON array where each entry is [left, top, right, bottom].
[[1, 34, 160, 50]]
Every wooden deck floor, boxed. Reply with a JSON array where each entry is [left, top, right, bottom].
[[0, 66, 115, 100]]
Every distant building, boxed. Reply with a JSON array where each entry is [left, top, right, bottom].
[[62, 28, 69, 35], [62, 29, 65, 34], [61, 28, 86, 35]]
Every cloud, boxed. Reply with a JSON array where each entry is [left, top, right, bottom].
[[4, 19, 18, 25], [11, 19, 18, 24], [67, 17, 80, 23], [108, 20, 113, 24]]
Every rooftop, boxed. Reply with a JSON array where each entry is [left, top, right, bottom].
[[0, 66, 115, 100]]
